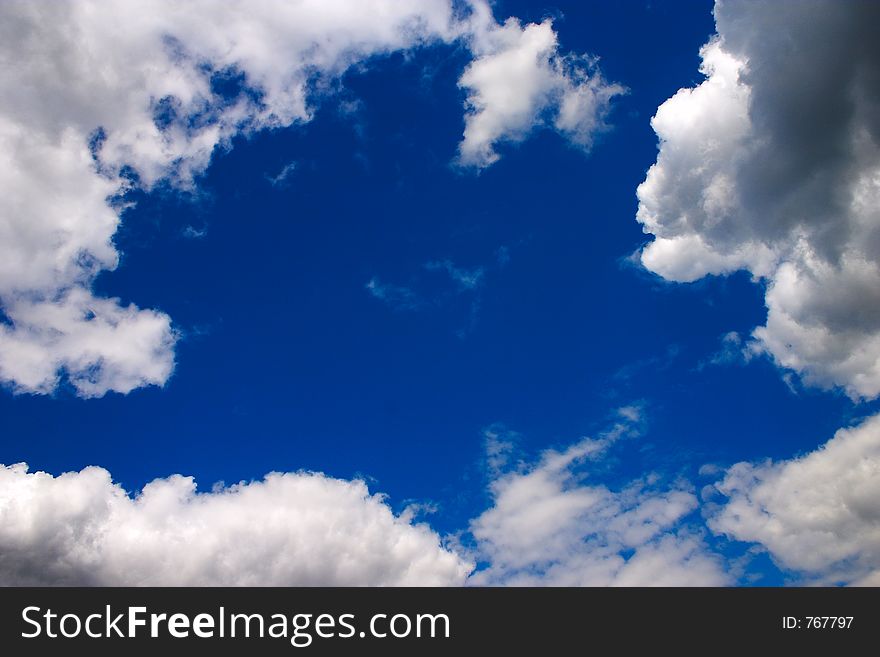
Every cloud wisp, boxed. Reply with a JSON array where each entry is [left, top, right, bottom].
[[365, 277, 424, 313], [366, 252, 501, 336], [466, 409, 729, 586]]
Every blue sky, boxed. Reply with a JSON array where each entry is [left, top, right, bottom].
[[2, 0, 880, 586]]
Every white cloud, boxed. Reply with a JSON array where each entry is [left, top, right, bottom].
[[458, 15, 623, 168], [0, 289, 175, 398], [0, 0, 458, 398], [0, 410, 736, 587], [467, 411, 729, 586], [0, 462, 471, 586], [710, 412, 880, 585], [636, 0, 880, 399], [1, 0, 619, 397]]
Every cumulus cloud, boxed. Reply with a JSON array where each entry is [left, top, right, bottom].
[[458, 12, 624, 168], [0, 290, 175, 398], [468, 411, 729, 585], [709, 412, 880, 585], [0, 0, 619, 397], [0, 411, 736, 587], [636, 0, 880, 398], [0, 462, 471, 586], [0, 0, 457, 398]]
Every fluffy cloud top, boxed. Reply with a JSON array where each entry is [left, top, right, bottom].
[[710, 412, 880, 586], [0, 463, 471, 586], [0, 0, 620, 397], [458, 12, 623, 168], [636, 0, 880, 399], [18, 407, 880, 586], [0, 412, 732, 586], [468, 412, 729, 586], [0, 290, 175, 397]]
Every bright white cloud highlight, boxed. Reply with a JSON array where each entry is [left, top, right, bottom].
[[637, 0, 880, 399], [468, 412, 729, 586], [710, 412, 880, 585], [0, 290, 175, 397], [0, 463, 471, 586], [458, 15, 623, 168], [0, 0, 619, 398]]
